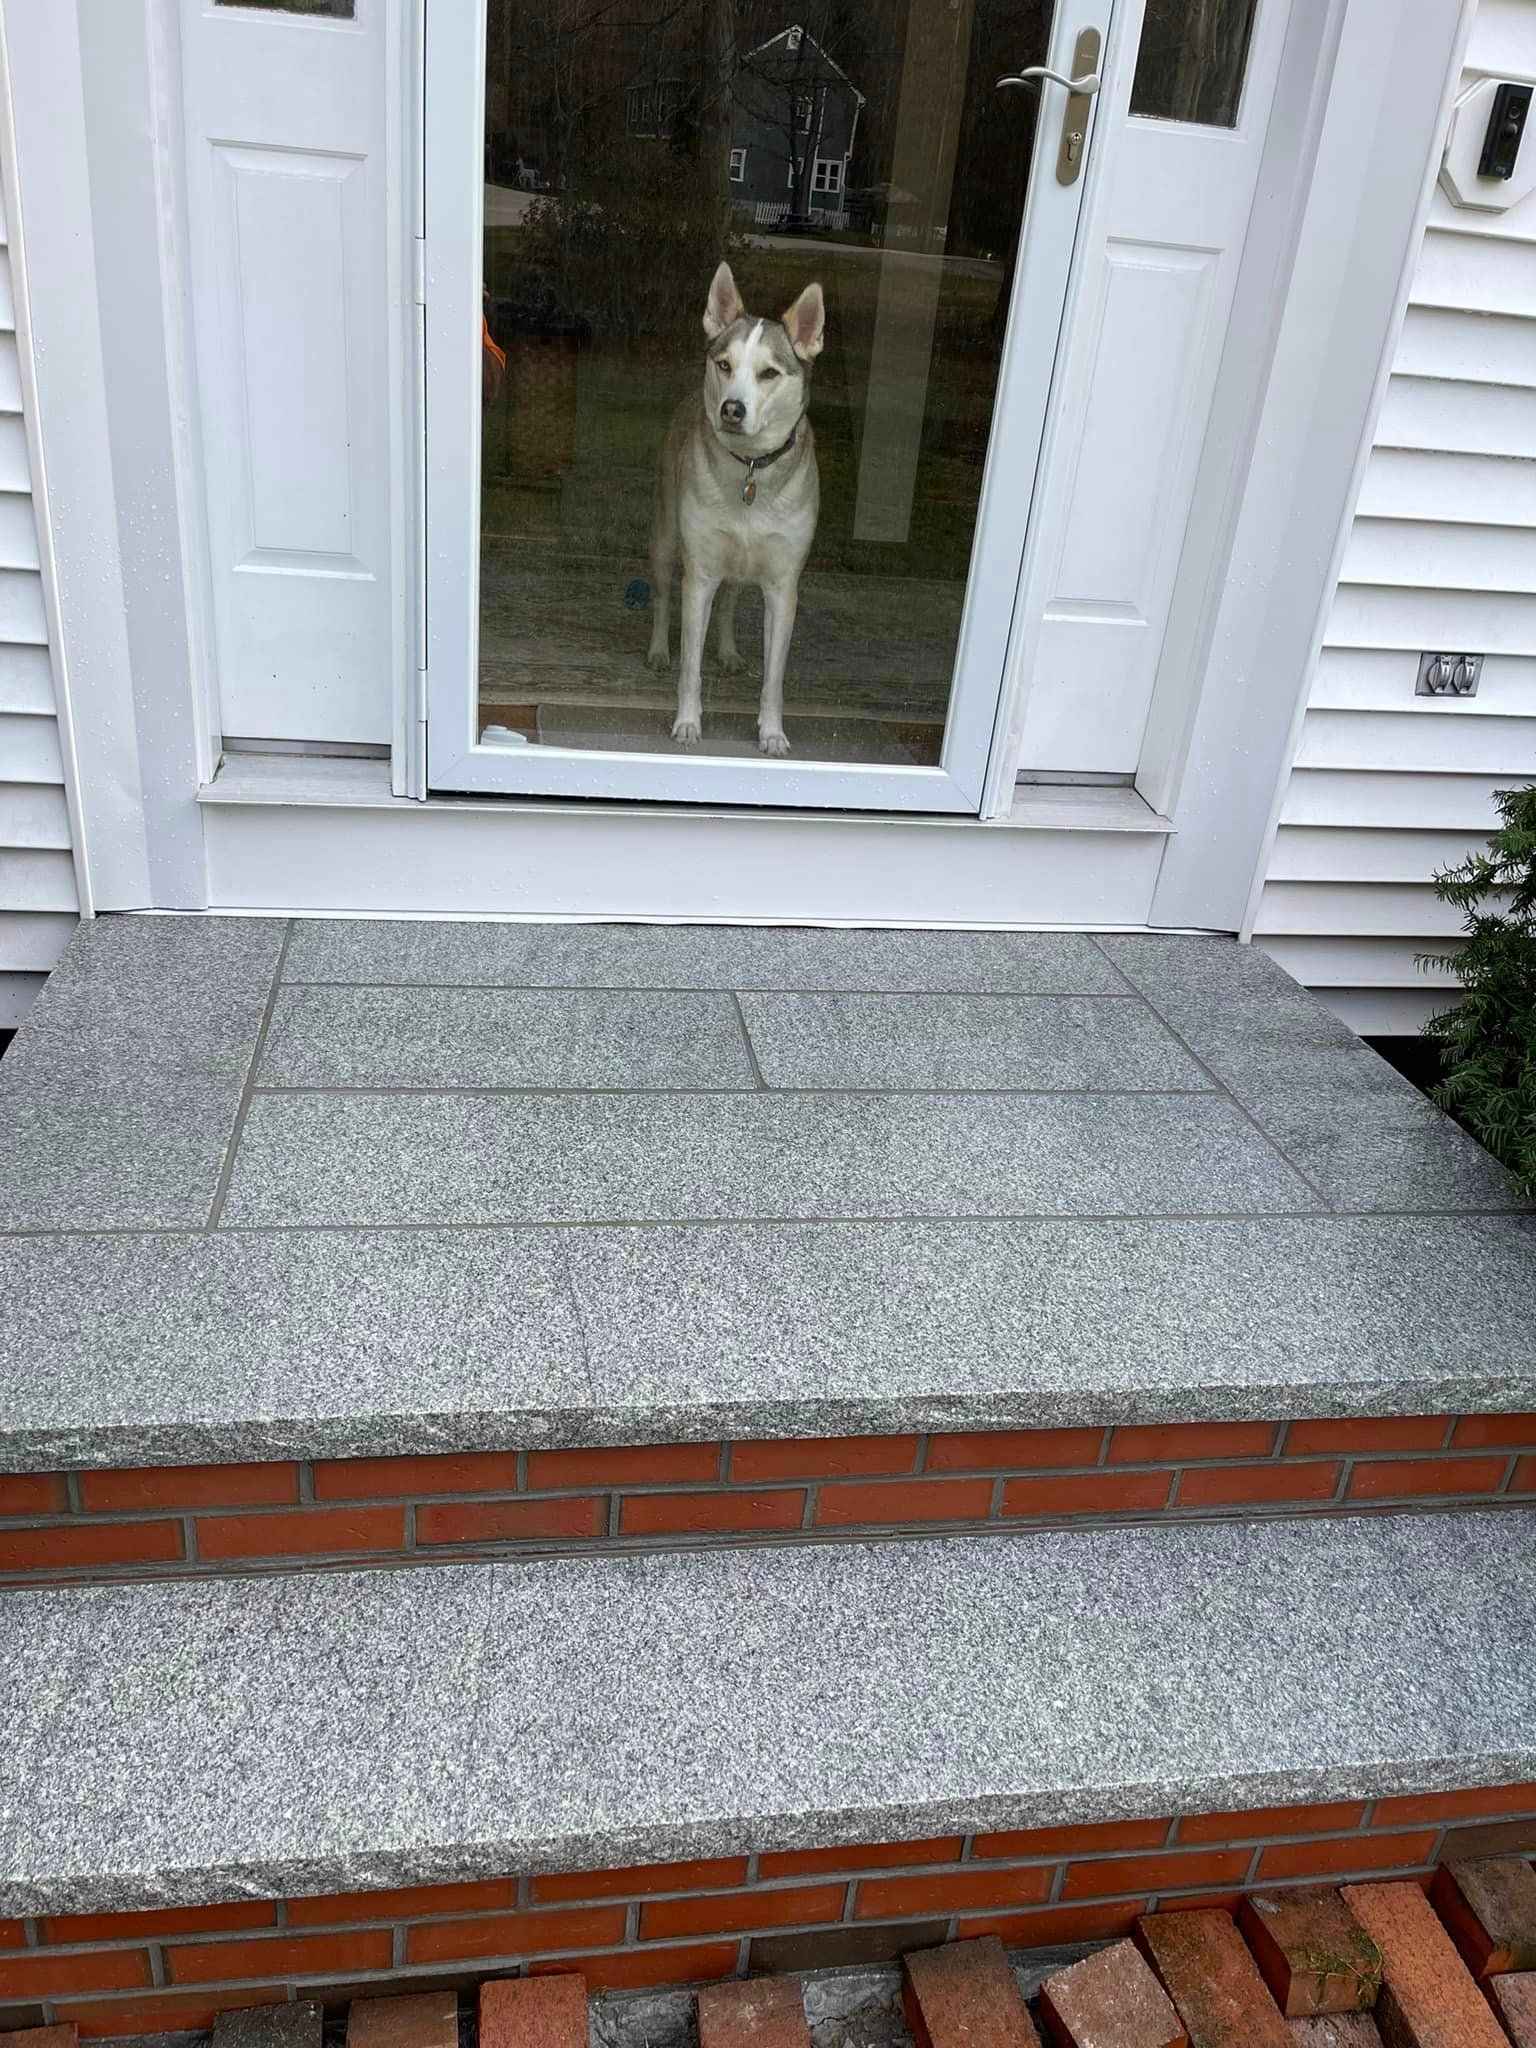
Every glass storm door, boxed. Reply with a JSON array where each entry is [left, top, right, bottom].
[[424, 0, 1111, 809]]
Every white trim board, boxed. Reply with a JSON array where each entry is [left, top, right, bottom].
[[198, 756, 1172, 926]]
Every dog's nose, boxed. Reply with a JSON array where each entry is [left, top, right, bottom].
[[720, 399, 746, 425]]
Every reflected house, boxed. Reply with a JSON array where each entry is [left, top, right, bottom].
[[624, 24, 866, 230]]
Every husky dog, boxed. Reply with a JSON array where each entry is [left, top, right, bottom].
[[647, 261, 824, 757]]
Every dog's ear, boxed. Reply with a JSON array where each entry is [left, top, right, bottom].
[[703, 261, 744, 340], [781, 281, 825, 362]]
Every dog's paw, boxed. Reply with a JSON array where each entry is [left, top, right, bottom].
[[717, 648, 747, 677], [759, 729, 791, 758], [672, 715, 702, 745], [646, 646, 671, 674]]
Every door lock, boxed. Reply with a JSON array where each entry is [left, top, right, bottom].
[[996, 28, 1103, 187]]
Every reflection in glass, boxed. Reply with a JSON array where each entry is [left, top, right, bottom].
[[480, 0, 1048, 766], [214, 0, 354, 13], [1130, 0, 1257, 127]]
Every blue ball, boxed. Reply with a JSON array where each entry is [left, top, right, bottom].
[[624, 578, 651, 610]]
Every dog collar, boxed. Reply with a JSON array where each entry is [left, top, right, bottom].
[[728, 415, 805, 504]]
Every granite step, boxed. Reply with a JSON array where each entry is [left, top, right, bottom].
[[3, 1509, 1535, 1922]]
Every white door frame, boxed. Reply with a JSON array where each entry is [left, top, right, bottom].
[[422, 0, 1120, 814]]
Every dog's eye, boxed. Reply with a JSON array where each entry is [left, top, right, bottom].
[[759, 368, 781, 381], [715, 358, 730, 374]]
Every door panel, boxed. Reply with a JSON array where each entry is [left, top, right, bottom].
[[181, 0, 402, 744], [1014, 0, 1287, 773], [426, 0, 1112, 808]]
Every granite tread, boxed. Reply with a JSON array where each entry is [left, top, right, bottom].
[[2, 1509, 1536, 1917], [3, 1213, 1536, 1470]]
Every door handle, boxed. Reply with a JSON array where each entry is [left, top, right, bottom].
[[997, 28, 1102, 187], [994, 64, 1101, 92]]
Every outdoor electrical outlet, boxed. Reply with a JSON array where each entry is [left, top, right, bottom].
[[1417, 652, 1483, 697]]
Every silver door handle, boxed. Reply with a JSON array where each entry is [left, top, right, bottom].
[[995, 64, 1101, 92]]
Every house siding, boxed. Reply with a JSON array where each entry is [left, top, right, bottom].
[[0, 153, 74, 1031], [1253, 0, 1536, 1038]]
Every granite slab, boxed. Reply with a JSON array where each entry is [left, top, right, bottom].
[[257, 986, 757, 1091], [2, 1510, 1535, 1916], [218, 1091, 1320, 1228], [282, 921, 1127, 994], [0, 917, 286, 1232], [735, 992, 1212, 1092], [3, 1213, 1536, 1470], [0, 1227, 592, 1470]]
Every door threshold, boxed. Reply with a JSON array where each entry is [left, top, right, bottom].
[[199, 752, 1173, 833]]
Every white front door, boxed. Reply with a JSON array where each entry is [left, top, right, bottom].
[[424, 0, 1114, 811], [1014, 0, 1289, 775], [179, 0, 406, 748]]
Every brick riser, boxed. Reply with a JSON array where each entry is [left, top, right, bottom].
[[3, 1788, 1535, 2040], [3, 1414, 1534, 1587]]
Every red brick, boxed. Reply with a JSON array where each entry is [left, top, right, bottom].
[[1175, 1462, 1341, 1508], [641, 1884, 844, 1942], [0, 1474, 69, 1516], [78, 1464, 299, 1512], [315, 1453, 523, 1500], [1237, 1888, 1383, 2017], [347, 1992, 458, 2048], [526, 1444, 719, 1489], [0, 2028, 78, 2048], [0, 1523, 183, 1573], [975, 1819, 1170, 1860], [813, 1479, 992, 1528], [1516, 1457, 1536, 1494], [855, 1866, 1052, 1920], [697, 1977, 812, 2048], [1151, 1892, 1243, 1917], [56, 1989, 286, 2041], [1342, 1880, 1508, 2047], [1286, 1417, 1449, 1455], [1038, 1939, 1186, 2048], [926, 1429, 1106, 1472], [479, 1975, 586, 2048], [40, 1903, 275, 1944], [1431, 1858, 1536, 1977], [1108, 1422, 1277, 1464], [0, 1926, 24, 1953], [1135, 1910, 1292, 2047], [1000, 1472, 1172, 1519], [1452, 1414, 1536, 1449], [0, 1954, 152, 2003], [903, 1937, 1041, 2048], [620, 1491, 805, 1536], [1063, 1851, 1249, 1901], [415, 1497, 605, 1545], [166, 1930, 392, 1984], [1289, 2020, 1385, 2047], [730, 1436, 919, 1481], [194, 1508, 405, 1561], [1254, 1832, 1436, 1882], [1372, 1783, 1536, 1826], [960, 1902, 1147, 1947], [528, 1944, 738, 1992], [406, 1907, 624, 1964], [531, 1857, 748, 1904], [1490, 1975, 1536, 2047], [1344, 1456, 1507, 1501], [1178, 1802, 1365, 1844], [286, 1880, 514, 1926], [759, 1838, 963, 1880]]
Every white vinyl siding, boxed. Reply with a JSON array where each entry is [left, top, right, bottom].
[[1254, 0, 1536, 1038], [0, 159, 75, 1031]]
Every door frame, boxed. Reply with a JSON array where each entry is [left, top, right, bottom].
[[421, 0, 1123, 814]]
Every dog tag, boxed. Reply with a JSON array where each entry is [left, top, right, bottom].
[[741, 472, 757, 506]]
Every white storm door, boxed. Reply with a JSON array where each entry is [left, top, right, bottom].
[[180, 0, 405, 747], [1014, 0, 1291, 774], [424, 0, 1117, 812]]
